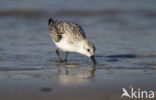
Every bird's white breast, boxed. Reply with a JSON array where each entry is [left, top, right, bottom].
[[54, 34, 78, 52]]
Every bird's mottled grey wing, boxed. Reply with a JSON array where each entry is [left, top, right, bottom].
[[48, 19, 62, 42], [49, 18, 86, 42], [58, 21, 86, 39]]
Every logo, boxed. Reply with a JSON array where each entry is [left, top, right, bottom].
[[121, 88, 155, 99]]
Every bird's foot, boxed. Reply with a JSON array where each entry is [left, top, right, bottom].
[[57, 59, 65, 62], [64, 59, 67, 62], [57, 59, 68, 63]]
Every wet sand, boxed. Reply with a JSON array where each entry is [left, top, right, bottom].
[[0, 65, 156, 100]]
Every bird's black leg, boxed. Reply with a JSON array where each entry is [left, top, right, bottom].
[[64, 52, 69, 62], [66, 67, 69, 75], [56, 49, 64, 62]]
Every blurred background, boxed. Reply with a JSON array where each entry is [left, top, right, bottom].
[[0, 0, 156, 69]]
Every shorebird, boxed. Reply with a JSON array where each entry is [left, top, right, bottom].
[[48, 18, 96, 65]]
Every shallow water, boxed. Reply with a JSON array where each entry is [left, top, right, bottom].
[[0, 66, 156, 100], [0, 0, 156, 69], [0, 0, 156, 99]]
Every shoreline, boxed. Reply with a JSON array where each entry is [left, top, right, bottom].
[[0, 68, 155, 100]]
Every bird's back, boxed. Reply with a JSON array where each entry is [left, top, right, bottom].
[[49, 18, 86, 42]]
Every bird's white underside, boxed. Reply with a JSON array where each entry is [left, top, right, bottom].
[[54, 33, 82, 53]]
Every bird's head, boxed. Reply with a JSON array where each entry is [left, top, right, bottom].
[[79, 40, 96, 65]]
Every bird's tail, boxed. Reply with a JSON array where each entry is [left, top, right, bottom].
[[48, 18, 57, 31], [48, 18, 56, 25]]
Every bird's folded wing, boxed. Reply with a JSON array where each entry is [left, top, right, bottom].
[[49, 21, 63, 42], [49, 21, 86, 42], [58, 22, 86, 39]]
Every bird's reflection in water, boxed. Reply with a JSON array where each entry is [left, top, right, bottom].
[[55, 63, 96, 85]]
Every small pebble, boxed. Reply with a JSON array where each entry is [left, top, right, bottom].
[[40, 87, 52, 92]]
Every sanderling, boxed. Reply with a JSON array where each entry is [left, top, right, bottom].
[[48, 18, 96, 65]]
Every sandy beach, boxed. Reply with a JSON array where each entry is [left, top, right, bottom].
[[0, 66, 156, 100]]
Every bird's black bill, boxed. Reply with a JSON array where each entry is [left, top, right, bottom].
[[90, 55, 96, 65]]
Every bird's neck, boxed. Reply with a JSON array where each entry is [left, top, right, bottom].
[[75, 40, 86, 55]]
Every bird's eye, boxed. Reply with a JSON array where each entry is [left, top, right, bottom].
[[87, 49, 90, 52]]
